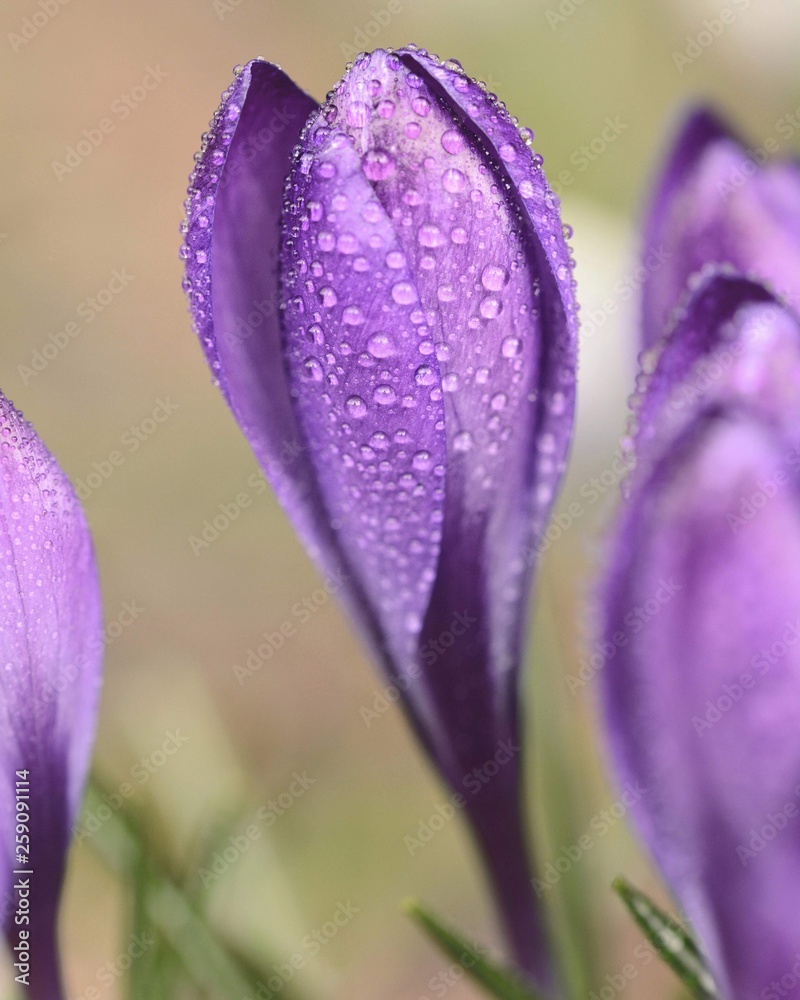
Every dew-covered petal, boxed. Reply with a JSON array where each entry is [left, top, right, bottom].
[[299, 48, 576, 746], [392, 47, 578, 702], [634, 271, 800, 475], [0, 393, 102, 999], [642, 107, 800, 347], [183, 61, 403, 668], [281, 125, 448, 735], [603, 409, 800, 1000], [280, 49, 577, 987]]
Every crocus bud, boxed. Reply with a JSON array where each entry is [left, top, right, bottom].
[[602, 274, 800, 999], [183, 47, 578, 986], [641, 107, 800, 347], [0, 393, 103, 1000]]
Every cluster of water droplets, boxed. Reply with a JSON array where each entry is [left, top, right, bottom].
[[180, 63, 252, 387], [0, 397, 80, 669], [277, 46, 580, 671]]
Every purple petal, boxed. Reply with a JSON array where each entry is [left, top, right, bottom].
[[183, 66, 353, 605], [280, 48, 577, 985], [603, 407, 800, 1000], [633, 270, 800, 477], [0, 393, 102, 999], [642, 107, 800, 347]]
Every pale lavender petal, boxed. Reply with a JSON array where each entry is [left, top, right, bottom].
[[0, 393, 102, 1000], [642, 107, 800, 347], [604, 409, 800, 1000]]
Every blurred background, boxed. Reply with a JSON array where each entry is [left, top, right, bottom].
[[0, 0, 798, 997]]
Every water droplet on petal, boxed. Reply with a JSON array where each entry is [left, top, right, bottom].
[[363, 148, 396, 180], [386, 250, 407, 269], [415, 364, 436, 386], [342, 305, 365, 326], [302, 357, 323, 381], [367, 332, 396, 358], [337, 233, 359, 254], [442, 129, 466, 154], [501, 336, 522, 357], [490, 392, 508, 411], [346, 395, 368, 419], [413, 450, 433, 470], [481, 264, 510, 291], [392, 281, 418, 305], [480, 296, 503, 319], [442, 373, 460, 392], [412, 96, 432, 117], [373, 384, 397, 406], [418, 223, 445, 248], [453, 430, 473, 452], [442, 168, 466, 193]]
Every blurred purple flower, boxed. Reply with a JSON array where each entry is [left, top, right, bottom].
[[0, 393, 103, 1000], [182, 47, 578, 985], [603, 271, 800, 1000], [642, 107, 800, 348]]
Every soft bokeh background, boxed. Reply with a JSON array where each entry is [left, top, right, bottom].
[[0, 1, 798, 997]]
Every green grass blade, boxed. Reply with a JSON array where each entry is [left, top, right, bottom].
[[612, 878, 718, 999], [404, 899, 545, 1000]]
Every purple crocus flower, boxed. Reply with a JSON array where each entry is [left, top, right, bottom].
[[182, 47, 578, 986], [602, 272, 800, 1000], [642, 107, 800, 348], [0, 393, 103, 1000]]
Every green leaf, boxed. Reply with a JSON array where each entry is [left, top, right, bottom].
[[83, 776, 304, 1000], [612, 878, 718, 1000], [404, 899, 545, 1000]]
